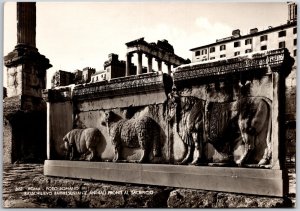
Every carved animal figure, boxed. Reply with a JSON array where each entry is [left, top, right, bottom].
[[63, 128, 101, 161], [167, 94, 205, 165], [167, 94, 272, 166], [103, 111, 161, 163]]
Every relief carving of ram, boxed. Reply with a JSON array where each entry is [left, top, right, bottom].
[[102, 111, 162, 163]]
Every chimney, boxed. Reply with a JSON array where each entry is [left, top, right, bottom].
[[288, 2, 297, 23], [250, 28, 258, 34], [232, 29, 240, 38]]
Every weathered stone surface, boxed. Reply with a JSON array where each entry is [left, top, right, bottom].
[[3, 102, 47, 163], [3, 164, 295, 208], [167, 189, 292, 208], [167, 189, 217, 208], [44, 160, 287, 197]]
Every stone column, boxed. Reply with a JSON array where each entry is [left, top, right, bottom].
[[125, 53, 132, 76], [3, 2, 51, 164], [166, 63, 172, 74], [17, 2, 36, 47], [137, 51, 143, 75], [157, 59, 162, 72], [147, 55, 153, 73]]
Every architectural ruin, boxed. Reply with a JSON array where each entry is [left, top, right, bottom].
[[125, 38, 189, 75], [3, 2, 51, 163], [44, 45, 294, 197], [3, 2, 295, 202]]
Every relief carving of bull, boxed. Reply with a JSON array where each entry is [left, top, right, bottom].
[[102, 111, 161, 163], [167, 92, 272, 167], [63, 128, 102, 161]]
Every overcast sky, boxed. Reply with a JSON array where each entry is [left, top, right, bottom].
[[3, 2, 288, 87]]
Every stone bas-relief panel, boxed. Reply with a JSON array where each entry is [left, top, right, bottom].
[[180, 75, 273, 103], [55, 93, 272, 167], [45, 49, 293, 171], [167, 93, 272, 167], [51, 97, 189, 164], [71, 104, 174, 163], [168, 75, 274, 167]]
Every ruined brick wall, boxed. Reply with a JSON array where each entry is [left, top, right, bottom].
[[3, 97, 47, 163]]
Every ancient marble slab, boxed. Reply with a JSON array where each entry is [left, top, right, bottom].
[[44, 160, 287, 197]]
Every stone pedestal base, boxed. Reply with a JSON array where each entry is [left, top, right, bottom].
[[44, 160, 287, 197]]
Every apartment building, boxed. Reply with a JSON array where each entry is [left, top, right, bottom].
[[190, 3, 297, 62]]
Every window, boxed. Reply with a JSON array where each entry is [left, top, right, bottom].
[[210, 47, 215, 53], [260, 35, 268, 41], [293, 27, 297, 34], [294, 49, 297, 57], [202, 58, 207, 61], [234, 41, 240, 47], [234, 52, 240, 56], [278, 30, 286, 37], [220, 45, 226, 51], [220, 54, 226, 58], [210, 57, 215, 60], [261, 45, 267, 50], [245, 39, 252, 45], [245, 49, 252, 53], [279, 41, 285, 48], [195, 51, 200, 56], [294, 39, 297, 46], [202, 49, 207, 55]]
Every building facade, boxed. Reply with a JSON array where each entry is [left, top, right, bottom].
[[191, 23, 297, 62], [190, 3, 297, 63]]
